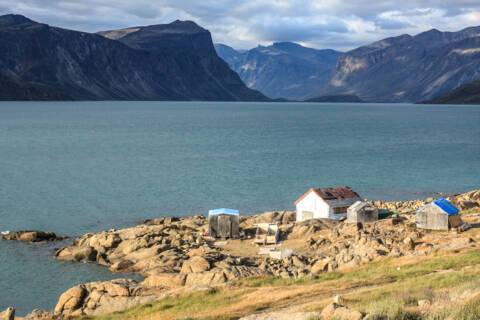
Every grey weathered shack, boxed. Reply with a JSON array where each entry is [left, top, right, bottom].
[[208, 208, 240, 239], [347, 201, 379, 223], [416, 198, 463, 231]]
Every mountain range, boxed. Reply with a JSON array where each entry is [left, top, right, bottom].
[[0, 13, 479, 103], [321, 27, 480, 102], [215, 42, 341, 100], [0, 14, 266, 101], [216, 27, 480, 103]]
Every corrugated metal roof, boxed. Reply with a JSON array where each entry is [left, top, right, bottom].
[[295, 186, 361, 204], [314, 186, 360, 200], [208, 208, 239, 216], [433, 198, 459, 215]]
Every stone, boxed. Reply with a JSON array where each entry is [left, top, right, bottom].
[[118, 238, 149, 255], [417, 299, 431, 307], [23, 309, 54, 320], [291, 256, 305, 268], [0, 307, 14, 320], [333, 294, 344, 304], [185, 269, 227, 286], [311, 259, 330, 274], [109, 259, 135, 272], [187, 246, 216, 257], [142, 273, 186, 288], [92, 233, 121, 251], [333, 306, 363, 320], [54, 285, 87, 316], [54, 279, 156, 317], [221, 266, 267, 281], [180, 256, 210, 274], [403, 237, 415, 250], [56, 246, 97, 262], [320, 303, 362, 320], [320, 303, 339, 320], [1, 231, 65, 242]]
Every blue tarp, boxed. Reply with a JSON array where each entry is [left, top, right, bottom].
[[433, 198, 459, 215], [208, 208, 239, 216]]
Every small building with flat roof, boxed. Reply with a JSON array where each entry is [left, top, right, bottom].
[[208, 208, 240, 239], [347, 201, 379, 223]]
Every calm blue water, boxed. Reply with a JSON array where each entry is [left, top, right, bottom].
[[0, 101, 479, 313]]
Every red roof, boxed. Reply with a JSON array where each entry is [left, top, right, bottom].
[[295, 186, 360, 204]]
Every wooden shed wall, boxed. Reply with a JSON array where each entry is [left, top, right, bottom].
[[208, 214, 239, 238], [347, 208, 378, 223], [416, 210, 449, 230]]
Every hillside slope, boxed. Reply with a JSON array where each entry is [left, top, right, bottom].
[[0, 14, 266, 101], [424, 79, 480, 104], [92, 249, 480, 320], [320, 27, 480, 102]]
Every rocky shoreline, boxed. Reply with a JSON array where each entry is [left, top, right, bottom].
[[1, 231, 66, 243], [2, 189, 480, 319]]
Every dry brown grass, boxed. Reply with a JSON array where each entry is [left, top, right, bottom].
[[88, 248, 480, 320]]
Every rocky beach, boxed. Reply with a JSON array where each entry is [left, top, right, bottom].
[[1, 189, 480, 319]]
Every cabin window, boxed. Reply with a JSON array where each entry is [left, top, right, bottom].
[[333, 206, 349, 214]]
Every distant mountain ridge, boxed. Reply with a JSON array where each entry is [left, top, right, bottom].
[[215, 42, 342, 100], [2, 14, 479, 103], [320, 26, 480, 102], [0, 14, 266, 101], [217, 27, 480, 103]]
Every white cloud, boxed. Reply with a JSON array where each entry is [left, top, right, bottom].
[[1, 0, 479, 51]]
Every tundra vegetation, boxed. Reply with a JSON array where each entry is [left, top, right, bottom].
[[3, 190, 480, 319]]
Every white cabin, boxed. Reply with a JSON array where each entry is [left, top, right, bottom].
[[295, 186, 361, 221]]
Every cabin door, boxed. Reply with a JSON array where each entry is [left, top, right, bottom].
[[218, 215, 232, 238]]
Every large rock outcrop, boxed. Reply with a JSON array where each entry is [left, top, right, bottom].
[[1, 230, 65, 242], [53, 279, 156, 318], [0, 307, 14, 320]]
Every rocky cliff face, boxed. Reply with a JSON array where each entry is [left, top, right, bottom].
[[0, 14, 266, 101], [216, 42, 342, 100], [320, 27, 480, 102]]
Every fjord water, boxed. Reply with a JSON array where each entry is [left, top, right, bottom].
[[1, 101, 479, 313]]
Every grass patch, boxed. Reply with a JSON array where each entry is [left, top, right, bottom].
[[234, 271, 343, 288], [88, 250, 480, 320], [88, 289, 248, 320]]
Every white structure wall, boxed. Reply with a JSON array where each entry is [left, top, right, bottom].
[[296, 191, 360, 221]]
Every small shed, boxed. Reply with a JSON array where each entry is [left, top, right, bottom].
[[416, 198, 463, 231], [347, 201, 379, 223], [208, 208, 240, 239]]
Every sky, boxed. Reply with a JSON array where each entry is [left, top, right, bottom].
[[1, 0, 480, 51]]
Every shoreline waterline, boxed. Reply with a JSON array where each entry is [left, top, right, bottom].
[[0, 101, 479, 313]]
